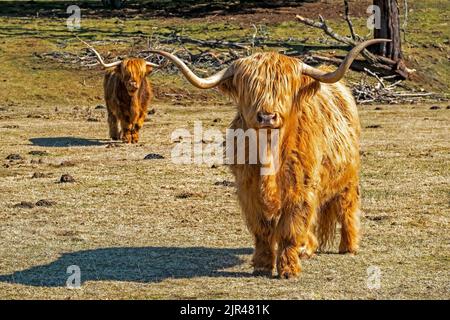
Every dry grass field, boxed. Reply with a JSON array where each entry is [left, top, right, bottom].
[[0, 101, 448, 299], [0, 0, 448, 300]]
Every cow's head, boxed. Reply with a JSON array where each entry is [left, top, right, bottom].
[[118, 59, 153, 95], [148, 39, 389, 129], [218, 52, 304, 129], [79, 38, 158, 96]]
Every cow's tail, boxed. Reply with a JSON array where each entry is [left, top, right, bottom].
[[315, 199, 339, 251]]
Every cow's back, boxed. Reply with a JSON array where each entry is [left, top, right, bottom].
[[298, 80, 360, 203]]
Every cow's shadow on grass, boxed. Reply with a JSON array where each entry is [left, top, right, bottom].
[[29, 137, 107, 147], [0, 247, 253, 287]]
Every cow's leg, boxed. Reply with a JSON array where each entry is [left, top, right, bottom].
[[131, 130, 139, 144], [275, 199, 316, 279], [315, 198, 339, 252], [107, 110, 120, 140], [250, 216, 276, 277], [120, 117, 133, 144], [338, 184, 360, 254], [131, 111, 146, 144]]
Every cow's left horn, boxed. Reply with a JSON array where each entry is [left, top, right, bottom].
[[147, 50, 235, 89], [301, 39, 391, 83], [77, 37, 122, 68]]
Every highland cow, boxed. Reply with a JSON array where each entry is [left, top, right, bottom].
[[81, 39, 157, 143], [151, 39, 389, 279]]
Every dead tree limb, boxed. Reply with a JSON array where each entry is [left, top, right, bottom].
[[295, 14, 381, 65], [343, 0, 359, 41], [296, 14, 353, 45], [295, 13, 414, 79]]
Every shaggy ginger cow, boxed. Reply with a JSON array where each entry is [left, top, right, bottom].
[[81, 40, 157, 143], [151, 39, 388, 279]]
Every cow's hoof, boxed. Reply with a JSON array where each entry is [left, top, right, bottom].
[[278, 268, 300, 279], [121, 130, 132, 143], [131, 132, 139, 144], [338, 248, 358, 255], [339, 242, 358, 254], [277, 260, 301, 279], [122, 135, 131, 144]]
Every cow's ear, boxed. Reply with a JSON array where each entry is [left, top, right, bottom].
[[145, 65, 153, 75], [216, 78, 234, 97]]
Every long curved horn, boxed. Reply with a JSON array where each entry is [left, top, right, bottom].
[[77, 37, 122, 68], [301, 39, 391, 83], [148, 50, 234, 89]]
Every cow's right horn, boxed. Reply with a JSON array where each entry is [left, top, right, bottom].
[[148, 50, 235, 89], [301, 39, 391, 83]]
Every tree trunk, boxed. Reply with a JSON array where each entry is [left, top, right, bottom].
[[371, 0, 410, 78]]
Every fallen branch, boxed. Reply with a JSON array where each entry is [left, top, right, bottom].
[[350, 77, 439, 104], [363, 67, 386, 88]]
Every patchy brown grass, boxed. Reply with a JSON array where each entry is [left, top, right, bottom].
[[0, 100, 448, 299]]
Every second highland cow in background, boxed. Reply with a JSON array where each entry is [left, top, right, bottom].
[[80, 39, 157, 143], [103, 59, 154, 143]]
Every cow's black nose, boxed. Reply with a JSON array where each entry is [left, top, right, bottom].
[[257, 112, 277, 124]]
